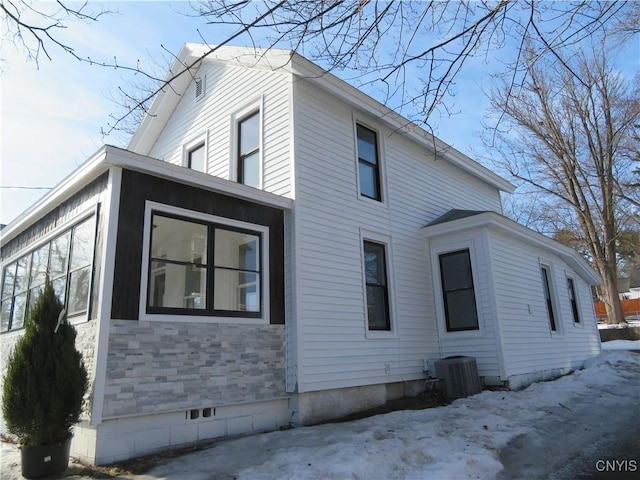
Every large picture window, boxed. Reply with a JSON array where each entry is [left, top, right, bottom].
[[439, 249, 479, 332], [147, 212, 262, 317], [363, 240, 391, 331], [1, 215, 96, 332]]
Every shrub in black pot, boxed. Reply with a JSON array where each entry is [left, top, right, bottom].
[[2, 279, 89, 479]]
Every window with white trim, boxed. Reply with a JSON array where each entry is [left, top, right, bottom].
[[567, 277, 581, 323], [1, 216, 96, 332], [237, 111, 260, 188], [356, 124, 382, 201], [439, 249, 479, 332], [187, 143, 206, 173], [147, 212, 262, 317], [363, 240, 391, 331], [540, 265, 558, 331]]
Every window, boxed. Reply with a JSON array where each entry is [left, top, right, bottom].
[[1, 216, 96, 332], [363, 240, 390, 331], [237, 111, 260, 188], [540, 265, 557, 331], [356, 124, 381, 201], [567, 277, 580, 323], [147, 212, 262, 317], [439, 249, 479, 332], [187, 143, 206, 173]]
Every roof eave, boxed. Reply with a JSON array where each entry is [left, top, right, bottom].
[[1, 146, 293, 247], [288, 53, 516, 194], [422, 211, 600, 285]]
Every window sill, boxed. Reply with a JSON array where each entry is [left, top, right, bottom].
[[140, 313, 269, 325], [365, 329, 399, 340], [440, 328, 484, 339]]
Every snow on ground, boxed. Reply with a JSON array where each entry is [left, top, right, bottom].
[[598, 319, 640, 329], [1, 351, 638, 480], [601, 339, 640, 350]]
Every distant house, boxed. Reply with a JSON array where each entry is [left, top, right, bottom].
[[0, 44, 601, 465], [618, 270, 640, 300]]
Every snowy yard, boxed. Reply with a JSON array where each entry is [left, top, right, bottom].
[[1, 350, 638, 479]]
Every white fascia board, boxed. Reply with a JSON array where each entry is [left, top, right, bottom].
[[288, 54, 516, 194], [185, 43, 295, 71], [1, 145, 292, 247], [103, 146, 293, 210], [129, 43, 513, 193], [128, 44, 295, 155], [1, 147, 110, 245], [127, 45, 201, 154], [422, 211, 600, 285]]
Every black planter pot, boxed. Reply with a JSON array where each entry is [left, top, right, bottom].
[[20, 436, 72, 479]]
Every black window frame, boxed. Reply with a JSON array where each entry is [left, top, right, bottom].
[[356, 123, 382, 201], [567, 277, 581, 324], [363, 240, 391, 331], [439, 249, 479, 332], [237, 111, 260, 188], [0, 215, 96, 333], [146, 211, 263, 318], [541, 265, 557, 331]]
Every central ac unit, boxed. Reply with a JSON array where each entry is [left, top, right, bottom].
[[434, 356, 482, 399]]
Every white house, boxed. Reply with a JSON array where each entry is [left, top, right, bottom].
[[0, 44, 601, 465]]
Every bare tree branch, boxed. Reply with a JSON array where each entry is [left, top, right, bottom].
[[484, 42, 640, 324]]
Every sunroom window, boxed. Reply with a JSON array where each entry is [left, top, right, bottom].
[[1, 216, 96, 332], [147, 212, 262, 317]]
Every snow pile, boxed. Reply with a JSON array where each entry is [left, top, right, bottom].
[[136, 351, 639, 480], [2, 351, 637, 479], [601, 339, 640, 350]]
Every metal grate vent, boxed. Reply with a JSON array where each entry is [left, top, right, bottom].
[[195, 76, 205, 100], [434, 356, 481, 399]]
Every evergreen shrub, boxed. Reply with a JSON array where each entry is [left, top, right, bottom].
[[2, 279, 88, 447]]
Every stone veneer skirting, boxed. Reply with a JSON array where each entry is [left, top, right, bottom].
[[102, 320, 286, 418]]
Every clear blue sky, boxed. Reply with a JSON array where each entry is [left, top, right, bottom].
[[1, 1, 637, 225]]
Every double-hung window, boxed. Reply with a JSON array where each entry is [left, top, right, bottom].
[[356, 124, 382, 201], [187, 143, 206, 173], [540, 265, 557, 331], [439, 249, 479, 332], [237, 112, 260, 188], [363, 240, 391, 331], [567, 277, 580, 323], [147, 212, 262, 317], [1, 215, 96, 332]]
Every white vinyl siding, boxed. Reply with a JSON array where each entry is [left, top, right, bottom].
[[148, 64, 292, 197], [292, 78, 503, 392], [430, 232, 502, 379], [487, 229, 601, 378]]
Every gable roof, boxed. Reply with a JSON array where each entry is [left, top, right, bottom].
[[422, 209, 600, 285], [128, 44, 515, 194]]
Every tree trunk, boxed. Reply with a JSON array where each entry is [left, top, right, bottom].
[[596, 257, 625, 324]]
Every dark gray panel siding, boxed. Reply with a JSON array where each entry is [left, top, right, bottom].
[[111, 169, 286, 324]]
